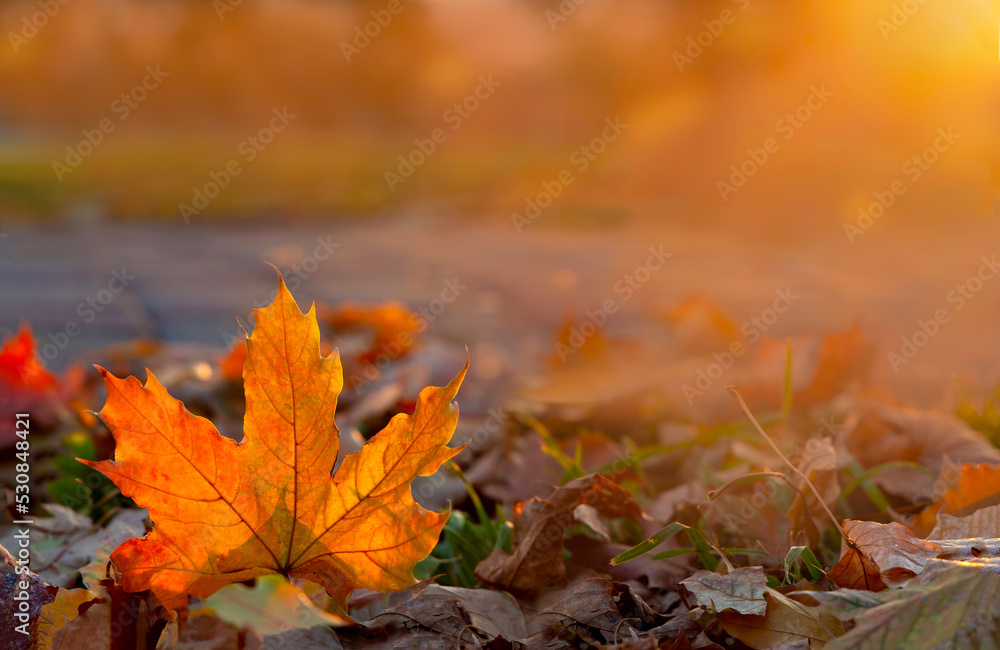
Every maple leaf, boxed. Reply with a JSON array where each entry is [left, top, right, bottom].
[[327, 300, 419, 366], [0, 326, 61, 447], [0, 325, 58, 391], [83, 276, 466, 611]]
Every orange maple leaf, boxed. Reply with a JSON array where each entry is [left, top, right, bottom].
[[0, 325, 58, 391], [0, 326, 62, 447], [84, 277, 466, 611]]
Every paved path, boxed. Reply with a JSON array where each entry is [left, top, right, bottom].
[[1, 214, 998, 406]]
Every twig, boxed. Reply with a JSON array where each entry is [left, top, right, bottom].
[[727, 386, 848, 542]]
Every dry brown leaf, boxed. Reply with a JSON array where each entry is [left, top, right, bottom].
[[368, 585, 526, 644], [827, 520, 942, 590], [661, 294, 740, 355], [718, 587, 845, 649], [929, 503, 1000, 539], [821, 557, 1000, 649], [35, 588, 99, 649], [841, 408, 1000, 501], [680, 567, 767, 616], [475, 474, 641, 591], [1, 543, 59, 649], [537, 578, 656, 644]]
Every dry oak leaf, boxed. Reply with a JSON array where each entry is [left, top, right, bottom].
[[83, 277, 467, 611], [827, 520, 941, 591]]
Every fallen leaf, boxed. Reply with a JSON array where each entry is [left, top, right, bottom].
[[46, 596, 112, 650], [0, 326, 60, 447], [167, 610, 246, 649], [475, 474, 641, 591], [784, 324, 872, 406], [841, 407, 1000, 501], [367, 584, 526, 645], [718, 588, 845, 649], [202, 575, 348, 637], [84, 276, 466, 611], [0, 543, 59, 649], [820, 557, 1000, 649], [646, 607, 716, 648], [929, 503, 1000, 539], [0, 325, 58, 391], [942, 462, 1000, 517], [537, 578, 657, 644], [43, 576, 168, 649], [262, 625, 341, 649], [827, 520, 942, 590], [680, 567, 767, 616], [326, 301, 420, 385], [34, 587, 100, 649], [681, 325, 873, 423], [661, 294, 740, 355], [546, 312, 608, 367], [421, 585, 527, 641], [825, 546, 887, 592]]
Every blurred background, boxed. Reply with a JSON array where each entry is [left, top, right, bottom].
[[1, 0, 999, 411]]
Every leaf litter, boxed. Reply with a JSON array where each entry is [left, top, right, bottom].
[[4, 284, 1000, 648]]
